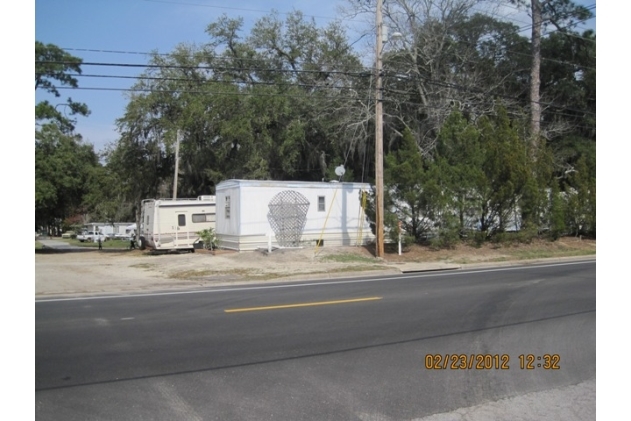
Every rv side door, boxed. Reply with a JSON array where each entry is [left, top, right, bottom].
[[176, 214, 186, 243]]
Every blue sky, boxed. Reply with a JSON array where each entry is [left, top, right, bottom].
[[34, 0, 596, 153]]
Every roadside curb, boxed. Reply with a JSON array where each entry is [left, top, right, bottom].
[[388, 262, 462, 273], [383, 254, 595, 274], [456, 254, 596, 271]]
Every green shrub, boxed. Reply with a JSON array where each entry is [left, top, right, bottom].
[[491, 228, 538, 245], [429, 226, 460, 250], [471, 231, 487, 248], [198, 228, 217, 250]]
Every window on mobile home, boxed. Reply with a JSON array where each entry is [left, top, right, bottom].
[[178, 214, 186, 226], [192, 213, 214, 223], [318, 196, 325, 212], [225, 196, 231, 219]]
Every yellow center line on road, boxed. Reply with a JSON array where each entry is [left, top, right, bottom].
[[224, 297, 382, 313]]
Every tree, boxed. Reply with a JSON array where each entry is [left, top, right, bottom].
[[110, 9, 366, 215], [433, 106, 531, 237], [508, 0, 593, 155], [539, 30, 595, 134], [35, 41, 90, 133], [35, 42, 102, 232], [81, 164, 135, 223], [206, 11, 367, 182], [547, 177, 566, 239], [564, 154, 595, 237], [109, 92, 174, 238], [35, 124, 100, 233], [104, 4, 596, 241], [434, 110, 485, 234], [537, 29, 595, 187], [475, 107, 531, 233], [383, 128, 438, 242]]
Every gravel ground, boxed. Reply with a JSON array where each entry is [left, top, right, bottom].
[[35, 237, 596, 297], [35, 246, 396, 297]]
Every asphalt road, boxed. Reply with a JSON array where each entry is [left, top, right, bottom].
[[36, 261, 595, 420]]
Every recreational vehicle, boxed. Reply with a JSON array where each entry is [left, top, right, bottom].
[[139, 196, 216, 252]]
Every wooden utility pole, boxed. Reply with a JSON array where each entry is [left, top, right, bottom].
[[375, 0, 385, 258], [173, 129, 181, 199]]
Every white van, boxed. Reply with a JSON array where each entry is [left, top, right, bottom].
[[77, 231, 108, 242]]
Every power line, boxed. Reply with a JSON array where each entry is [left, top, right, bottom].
[[38, 52, 594, 117], [39, 55, 594, 117], [41, 27, 598, 80], [36, 60, 370, 77], [54, 18, 596, 74], [61, 48, 159, 56], [49, 71, 589, 119], [61, 37, 594, 71], [52, 4, 595, 75], [50, 79, 595, 119], [51, 85, 372, 102], [75, 73, 364, 91]]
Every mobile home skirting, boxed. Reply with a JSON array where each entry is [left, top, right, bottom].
[[218, 230, 374, 251]]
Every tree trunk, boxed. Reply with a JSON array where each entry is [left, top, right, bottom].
[[530, 0, 542, 156]]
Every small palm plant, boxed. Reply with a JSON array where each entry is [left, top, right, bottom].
[[198, 228, 217, 250]]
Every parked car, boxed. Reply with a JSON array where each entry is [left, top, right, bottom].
[[61, 231, 77, 239], [77, 231, 108, 242]]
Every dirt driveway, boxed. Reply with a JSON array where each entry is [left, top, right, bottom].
[[35, 246, 395, 297]]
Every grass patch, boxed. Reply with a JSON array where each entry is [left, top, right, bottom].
[[129, 263, 155, 270], [453, 257, 509, 264], [449, 247, 595, 264], [169, 268, 253, 279], [329, 264, 388, 272], [320, 253, 377, 264], [169, 264, 389, 282], [170, 269, 219, 279], [253, 265, 389, 281], [504, 248, 596, 260], [35, 241, 44, 249], [56, 238, 133, 249]]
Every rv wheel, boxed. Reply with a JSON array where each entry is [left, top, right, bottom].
[[139, 236, 146, 250]]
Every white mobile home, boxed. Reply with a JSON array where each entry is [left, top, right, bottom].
[[215, 179, 374, 251], [139, 196, 216, 251]]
